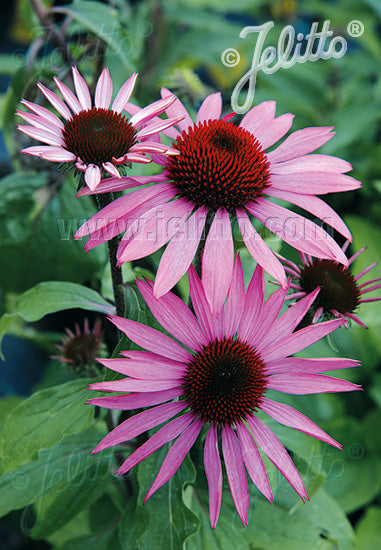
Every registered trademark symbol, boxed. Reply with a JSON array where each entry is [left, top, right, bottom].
[[347, 20, 364, 38]]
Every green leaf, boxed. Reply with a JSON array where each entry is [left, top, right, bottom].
[[0, 171, 105, 293], [0, 379, 94, 474], [0, 395, 23, 432], [135, 448, 199, 550], [0, 281, 113, 359], [0, 429, 113, 518], [355, 506, 381, 550]]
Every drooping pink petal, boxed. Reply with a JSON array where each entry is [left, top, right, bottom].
[[136, 278, 207, 350], [102, 162, 120, 178], [111, 73, 138, 113], [37, 82, 72, 120], [238, 262, 264, 341], [161, 87, 193, 132], [261, 398, 341, 448], [154, 206, 207, 299], [144, 418, 202, 502], [267, 373, 361, 394], [85, 164, 101, 191], [204, 425, 222, 528], [17, 125, 63, 147], [129, 94, 176, 128], [236, 422, 273, 502], [188, 266, 218, 340], [221, 425, 249, 526], [260, 318, 345, 362], [247, 415, 308, 500], [108, 315, 192, 362], [95, 67, 113, 109], [90, 377, 180, 393], [265, 356, 360, 375], [202, 208, 234, 316], [129, 141, 168, 155], [72, 66, 92, 110], [20, 99, 65, 129], [16, 110, 61, 132], [21, 145, 76, 162], [117, 412, 195, 475], [53, 76, 82, 114], [87, 388, 182, 410], [266, 187, 352, 241], [269, 172, 361, 194], [270, 154, 353, 174], [224, 254, 246, 338], [247, 200, 348, 265], [237, 209, 287, 287], [92, 401, 187, 453], [97, 356, 185, 380], [196, 92, 222, 124], [267, 126, 335, 163]]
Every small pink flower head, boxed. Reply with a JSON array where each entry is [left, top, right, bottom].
[[88, 256, 360, 528], [75, 90, 361, 313], [17, 66, 181, 191], [52, 318, 103, 367], [279, 241, 381, 328]]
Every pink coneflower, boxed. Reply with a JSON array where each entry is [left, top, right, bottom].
[[52, 318, 103, 366], [75, 91, 360, 314], [88, 257, 360, 527], [280, 241, 381, 328], [17, 67, 181, 191]]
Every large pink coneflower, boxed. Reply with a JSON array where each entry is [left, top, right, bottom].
[[76, 90, 361, 314], [17, 67, 181, 191], [279, 241, 381, 328], [88, 256, 360, 527]]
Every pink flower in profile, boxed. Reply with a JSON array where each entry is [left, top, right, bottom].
[[88, 256, 360, 528], [279, 241, 381, 328], [17, 67, 181, 191], [76, 90, 361, 314]]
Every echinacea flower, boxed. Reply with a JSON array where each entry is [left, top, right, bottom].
[[52, 318, 103, 366], [280, 241, 381, 328], [17, 67, 181, 191], [75, 90, 360, 314], [88, 256, 360, 527]]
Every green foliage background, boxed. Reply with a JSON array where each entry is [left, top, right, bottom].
[[0, 0, 380, 548]]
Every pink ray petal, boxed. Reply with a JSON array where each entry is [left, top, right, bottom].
[[77, 173, 167, 196], [270, 172, 361, 194], [268, 126, 335, 163], [108, 315, 192, 362], [196, 92, 222, 124], [202, 208, 234, 317], [270, 154, 353, 174], [238, 262, 264, 341], [92, 401, 187, 453], [204, 425, 222, 528], [345, 313, 368, 328], [72, 66, 91, 110], [266, 188, 352, 241], [236, 422, 273, 502], [90, 377, 181, 393], [20, 99, 64, 129], [21, 145, 76, 162], [129, 142, 168, 154], [16, 110, 61, 132], [53, 76, 82, 114], [154, 206, 207, 299], [355, 263, 378, 281], [348, 246, 366, 265], [247, 200, 348, 265], [358, 277, 381, 289], [125, 101, 179, 139], [240, 100, 276, 134], [37, 82, 72, 120], [237, 208, 287, 286], [124, 153, 152, 164], [261, 398, 341, 448], [110, 72, 138, 113], [117, 412, 194, 475], [85, 164, 101, 191], [267, 373, 361, 394], [261, 318, 345, 362], [359, 297, 381, 303], [117, 199, 193, 263], [265, 356, 360, 375], [312, 307, 323, 323], [144, 419, 202, 502], [224, 254, 246, 338], [161, 87, 193, 132], [87, 388, 182, 410], [136, 278, 207, 350], [97, 356, 185, 380], [95, 67, 113, 109], [17, 124, 63, 147], [102, 162, 120, 178], [222, 425, 249, 526], [254, 113, 294, 150], [129, 94, 176, 128], [247, 284, 290, 347], [136, 115, 185, 139], [188, 266, 219, 340], [247, 415, 308, 500]]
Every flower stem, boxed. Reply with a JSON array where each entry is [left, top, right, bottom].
[[95, 193, 125, 318]]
